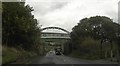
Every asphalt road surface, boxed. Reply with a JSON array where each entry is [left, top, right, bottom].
[[30, 50, 118, 64]]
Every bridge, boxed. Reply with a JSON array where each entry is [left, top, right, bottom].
[[41, 32, 70, 39], [41, 27, 70, 53]]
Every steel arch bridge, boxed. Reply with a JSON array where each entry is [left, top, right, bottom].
[[41, 27, 70, 53]]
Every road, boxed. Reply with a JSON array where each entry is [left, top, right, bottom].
[[30, 50, 118, 64]]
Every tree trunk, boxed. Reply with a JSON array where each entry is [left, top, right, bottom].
[[110, 50, 113, 61]]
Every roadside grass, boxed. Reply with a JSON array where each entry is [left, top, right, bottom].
[[68, 37, 101, 60], [2, 46, 19, 64], [68, 37, 119, 61], [2, 44, 54, 64], [68, 50, 100, 60], [2, 45, 38, 64]]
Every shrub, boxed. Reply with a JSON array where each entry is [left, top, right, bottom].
[[79, 37, 101, 59]]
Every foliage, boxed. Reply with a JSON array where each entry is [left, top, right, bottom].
[[80, 37, 100, 50], [70, 16, 120, 59], [2, 2, 41, 51], [71, 16, 120, 47], [2, 46, 38, 64]]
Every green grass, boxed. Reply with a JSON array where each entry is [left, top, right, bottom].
[[68, 37, 101, 60], [68, 50, 100, 60], [2, 46, 38, 64], [2, 52, 18, 63], [2, 46, 19, 64]]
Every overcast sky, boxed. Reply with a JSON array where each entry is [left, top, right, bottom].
[[26, 0, 120, 32]]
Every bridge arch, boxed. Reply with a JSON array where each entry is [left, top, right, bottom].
[[41, 27, 70, 34]]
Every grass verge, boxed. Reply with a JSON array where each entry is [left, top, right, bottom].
[[2, 46, 39, 64], [68, 50, 100, 60]]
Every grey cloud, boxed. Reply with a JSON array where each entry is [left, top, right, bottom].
[[26, 0, 119, 32], [27, 1, 69, 15], [50, 2, 68, 10]]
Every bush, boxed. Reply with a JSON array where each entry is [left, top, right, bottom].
[[79, 37, 101, 59], [80, 37, 100, 49]]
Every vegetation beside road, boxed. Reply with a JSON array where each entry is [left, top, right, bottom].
[[68, 37, 101, 60], [2, 44, 51, 64], [66, 16, 120, 61], [2, 45, 39, 64], [2, 2, 43, 64]]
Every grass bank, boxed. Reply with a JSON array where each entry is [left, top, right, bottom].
[[68, 50, 101, 60], [2, 45, 42, 64]]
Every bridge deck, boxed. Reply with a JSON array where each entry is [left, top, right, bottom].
[[41, 32, 70, 39]]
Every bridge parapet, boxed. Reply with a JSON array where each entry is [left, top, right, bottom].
[[41, 32, 70, 39]]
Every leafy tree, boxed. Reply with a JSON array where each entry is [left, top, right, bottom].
[[2, 2, 41, 52], [70, 16, 120, 59]]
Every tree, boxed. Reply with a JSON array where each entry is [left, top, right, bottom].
[[70, 16, 120, 59], [2, 2, 41, 52]]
